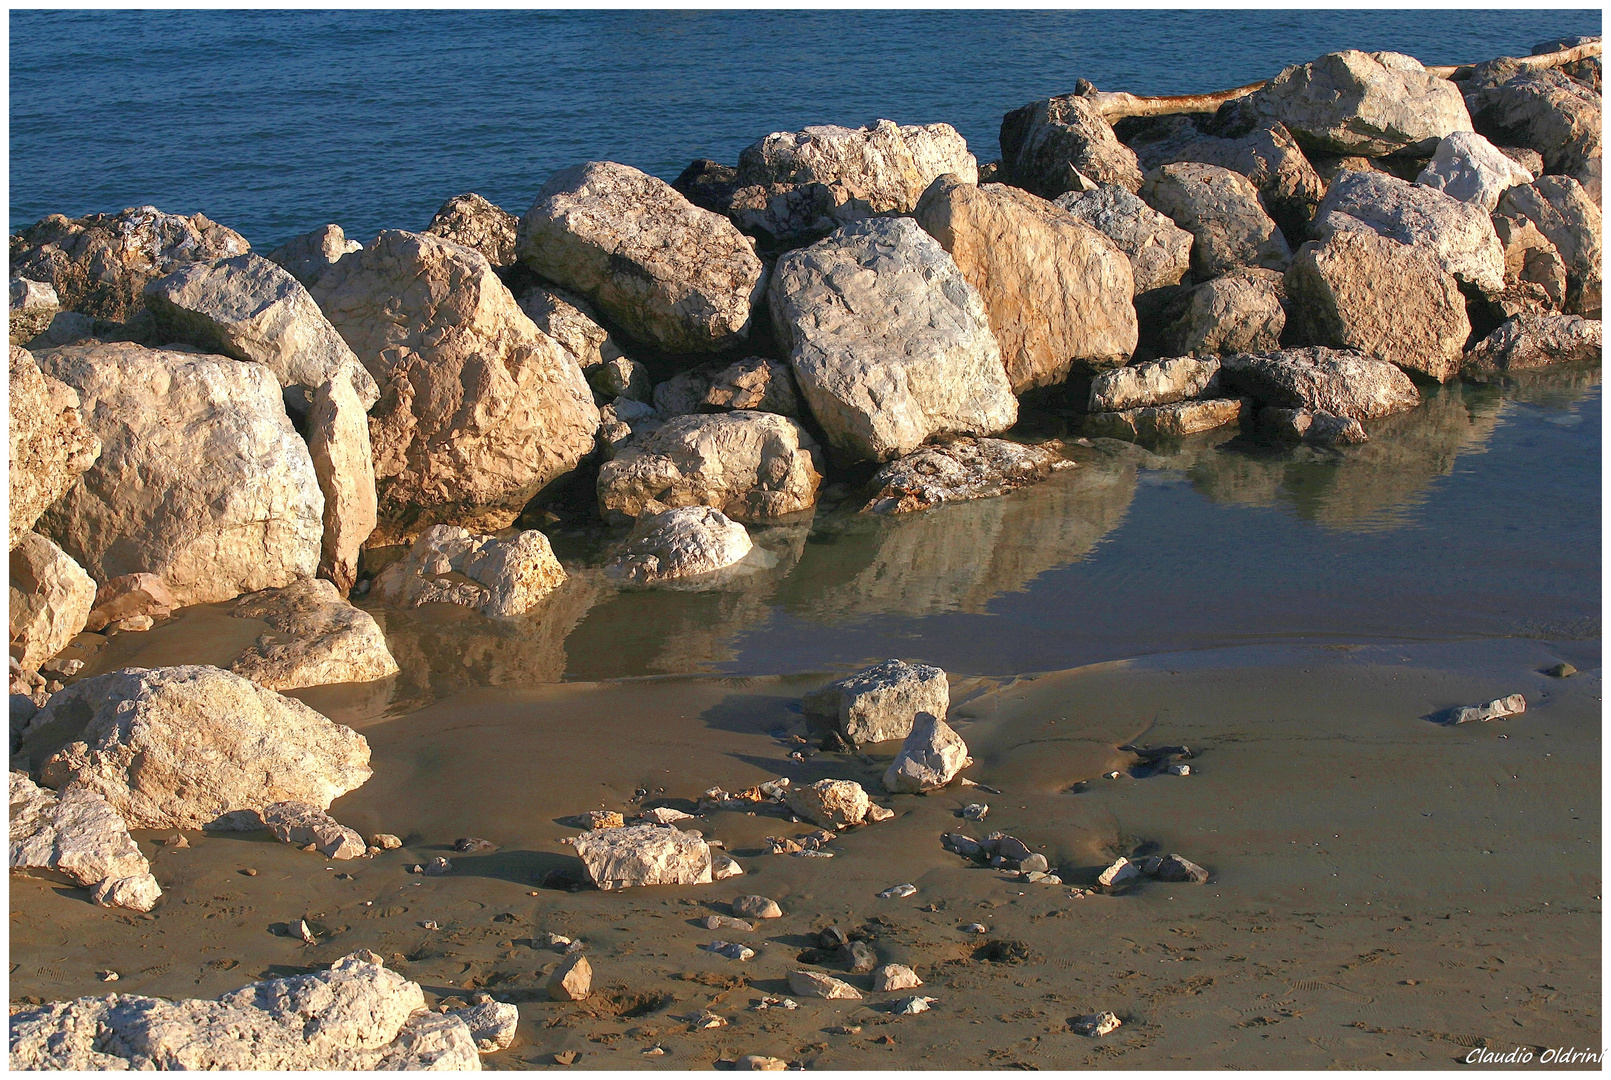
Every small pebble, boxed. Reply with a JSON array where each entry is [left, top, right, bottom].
[[878, 883, 917, 899], [295, 919, 316, 944], [241, 868, 258, 877], [421, 920, 440, 930], [962, 803, 989, 821], [1167, 764, 1190, 776], [369, 833, 403, 850], [422, 857, 452, 876], [961, 922, 988, 934], [1072, 1011, 1121, 1037], [703, 940, 755, 961], [642, 1046, 665, 1056], [892, 996, 936, 1015], [553, 1050, 579, 1065], [1547, 662, 1577, 678]]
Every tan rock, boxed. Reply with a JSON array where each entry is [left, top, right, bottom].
[[260, 800, 366, 859], [425, 192, 519, 267], [84, 573, 173, 633], [786, 969, 862, 1000], [1161, 269, 1286, 357], [872, 964, 923, 992], [1316, 170, 1505, 296], [802, 660, 948, 745], [1000, 94, 1144, 197], [1497, 176, 1602, 315], [373, 525, 567, 618], [9, 772, 156, 906], [786, 779, 872, 829], [861, 437, 1071, 515], [883, 713, 969, 794], [306, 365, 377, 593], [570, 824, 713, 890], [228, 579, 399, 690], [732, 895, 783, 919], [517, 285, 624, 372], [1140, 162, 1291, 280], [1493, 213, 1568, 309], [310, 230, 598, 545], [1083, 397, 1246, 441], [9, 532, 95, 671], [1463, 313, 1603, 373], [736, 119, 978, 213], [1218, 347, 1420, 420], [736, 1054, 789, 1071], [1054, 183, 1194, 293], [8, 346, 100, 549], [1089, 356, 1221, 412], [915, 175, 1137, 389], [265, 224, 361, 288], [10, 277, 61, 345]]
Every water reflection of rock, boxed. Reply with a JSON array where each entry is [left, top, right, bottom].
[[778, 463, 1139, 622]]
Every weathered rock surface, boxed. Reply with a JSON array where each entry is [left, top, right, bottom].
[[1448, 693, 1526, 725], [571, 824, 714, 890], [654, 356, 803, 420], [675, 157, 880, 251], [606, 506, 754, 586], [588, 356, 651, 402], [1089, 356, 1221, 412], [8, 346, 101, 549], [10, 771, 158, 909], [84, 573, 175, 633], [311, 231, 598, 544], [517, 286, 625, 373], [803, 659, 949, 745], [595, 397, 664, 459], [873, 964, 923, 992], [548, 953, 592, 1001], [306, 364, 378, 593], [861, 437, 1071, 514], [374, 525, 567, 618], [228, 579, 399, 690], [1285, 226, 1470, 381], [1161, 269, 1287, 357], [260, 800, 367, 859], [7, 953, 480, 1070], [1462, 313, 1603, 373], [1000, 94, 1144, 197], [736, 119, 978, 214], [10, 532, 96, 672], [425, 193, 519, 267], [1083, 397, 1246, 441], [10, 205, 250, 322], [1140, 162, 1291, 280], [786, 779, 874, 829], [787, 969, 862, 1000], [1260, 407, 1369, 448], [1053, 183, 1194, 293], [1219, 347, 1420, 420], [597, 410, 822, 523], [769, 217, 1017, 464], [517, 161, 766, 354], [265, 224, 362, 288], [1245, 50, 1473, 156], [448, 999, 520, 1053], [1415, 131, 1536, 212], [1314, 170, 1504, 295], [34, 665, 371, 830], [733, 895, 783, 919], [143, 253, 378, 409], [1493, 213, 1569, 311], [915, 175, 1137, 389], [883, 712, 970, 794], [35, 343, 323, 605], [1496, 176, 1602, 315], [10, 277, 61, 344], [1465, 66, 1602, 201]]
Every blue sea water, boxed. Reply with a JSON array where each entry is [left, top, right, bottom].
[[8, 9, 1602, 248]]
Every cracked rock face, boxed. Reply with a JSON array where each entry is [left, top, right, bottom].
[[736, 119, 978, 215], [425, 192, 519, 267], [1089, 356, 1222, 413], [571, 824, 714, 890], [1140, 162, 1292, 281], [228, 578, 399, 691], [1160, 270, 1287, 358], [861, 438, 1071, 515], [373, 525, 567, 619], [8, 345, 100, 550], [1000, 93, 1144, 198], [1462, 313, 1603, 374], [802, 659, 950, 745], [1415, 131, 1536, 212], [9, 771, 159, 910], [1054, 183, 1194, 293], [517, 286, 625, 373], [606, 506, 755, 586], [1496, 176, 1602, 316], [1218, 347, 1421, 421]]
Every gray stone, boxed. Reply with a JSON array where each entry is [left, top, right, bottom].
[[1140, 162, 1291, 280], [1053, 183, 1194, 293], [10, 277, 61, 344], [802, 659, 949, 745], [1496, 177, 1602, 315], [861, 437, 1072, 514], [1218, 347, 1420, 420], [570, 824, 714, 890], [373, 525, 567, 618], [260, 800, 366, 859], [1463, 313, 1603, 373], [1465, 66, 1602, 201], [265, 224, 361, 288], [736, 119, 978, 215], [1449, 694, 1527, 725], [606, 506, 754, 586], [1000, 94, 1144, 197], [1151, 853, 1209, 883], [10, 533, 95, 672], [1314, 170, 1504, 295], [595, 397, 664, 460], [883, 712, 970, 794], [1415, 131, 1536, 212], [1083, 397, 1246, 441], [678, 157, 878, 251], [228, 578, 399, 691], [1161, 269, 1286, 357], [425, 193, 519, 267], [1259, 407, 1369, 447], [1088, 356, 1221, 412]]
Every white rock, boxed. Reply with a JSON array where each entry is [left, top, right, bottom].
[[373, 525, 566, 618], [1097, 857, 1140, 888], [787, 970, 862, 1000], [786, 779, 873, 829], [1072, 1011, 1122, 1037], [1449, 694, 1527, 724], [737, 120, 977, 214], [261, 800, 366, 859], [9, 532, 95, 672], [892, 996, 937, 1015], [1088, 356, 1220, 412], [877, 883, 918, 899], [802, 659, 949, 746], [265, 224, 362, 288], [447, 999, 519, 1053], [306, 364, 378, 593], [1315, 170, 1504, 295], [873, 964, 923, 992], [10, 771, 156, 904], [1416, 131, 1536, 212], [704, 940, 755, 961], [571, 824, 713, 890], [733, 895, 783, 919], [1054, 183, 1194, 293], [883, 712, 970, 794], [606, 506, 753, 586]]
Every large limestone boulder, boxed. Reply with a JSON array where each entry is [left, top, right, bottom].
[[265, 224, 361, 288], [517, 285, 625, 373], [1315, 170, 1505, 295], [735, 119, 977, 215], [306, 365, 378, 593], [9, 205, 250, 322], [228, 579, 399, 691], [1415, 131, 1536, 212], [1160, 269, 1286, 357], [425, 193, 519, 267], [8, 953, 479, 1070], [35, 665, 371, 830], [597, 410, 822, 523], [1465, 66, 1602, 201], [1462, 313, 1602, 374], [999, 94, 1144, 198], [142, 253, 378, 411], [605, 506, 754, 586], [1140, 162, 1291, 280], [914, 175, 1137, 389], [8, 345, 100, 549], [374, 525, 567, 618], [517, 161, 766, 353], [1245, 50, 1473, 156], [310, 230, 599, 545], [571, 824, 714, 890], [10, 532, 95, 672], [769, 217, 1017, 464], [883, 713, 969, 794], [1089, 356, 1221, 412], [1218, 347, 1420, 420], [1053, 184, 1193, 293], [861, 437, 1072, 515], [35, 343, 323, 606], [1285, 228, 1470, 382], [1496, 177, 1602, 315], [9, 771, 159, 911], [802, 658, 948, 746]]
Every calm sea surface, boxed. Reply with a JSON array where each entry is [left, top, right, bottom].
[[8, 9, 1603, 246]]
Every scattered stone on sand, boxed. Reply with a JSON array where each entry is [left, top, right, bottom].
[[769, 217, 1017, 466], [606, 506, 754, 586], [802, 659, 950, 747], [914, 174, 1137, 390], [34, 342, 323, 606], [1415, 131, 1536, 212], [861, 436, 1072, 515], [227, 579, 399, 691], [712, 851, 746, 880], [34, 665, 371, 830], [736, 1054, 789, 1071], [1139, 161, 1292, 280], [787, 779, 875, 829], [447, 997, 520, 1053], [370, 833, 402, 849], [578, 811, 625, 830], [1097, 857, 1141, 888], [641, 807, 694, 825], [421, 856, 453, 876], [963, 803, 989, 821], [425, 192, 519, 267], [306, 362, 379, 593], [893, 996, 937, 1015], [549, 953, 593, 1001], [873, 964, 923, 992], [1547, 662, 1578, 678], [1148, 853, 1211, 883], [1244, 50, 1473, 157], [1053, 183, 1194, 293], [787, 969, 863, 1000], [687, 1009, 727, 1030], [1449, 694, 1527, 725], [1495, 176, 1602, 316], [570, 824, 714, 890], [294, 918, 318, 944], [597, 410, 823, 524], [840, 940, 878, 973], [1218, 347, 1420, 421], [1082, 397, 1247, 441], [9, 532, 96, 672], [373, 524, 566, 618], [883, 712, 971, 794], [83, 572, 173, 633], [736, 119, 978, 215], [1072, 1011, 1123, 1037], [265, 224, 362, 288], [1169, 764, 1193, 776], [8, 345, 100, 549], [260, 801, 366, 860], [11, 204, 250, 322], [9, 771, 160, 911], [1000, 93, 1144, 197], [704, 940, 755, 961], [1160, 269, 1287, 358], [878, 883, 918, 899], [733, 895, 783, 920], [454, 837, 497, 853], [553, 1050, 579, 1065], [1463, 313, 1602, 374], [704, 914, 754, 932], [1089, 355, 1221, 412], [518, 160, 766, 354]]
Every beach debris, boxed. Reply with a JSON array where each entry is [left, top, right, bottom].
[[704, 914, 754, 932], [878, 883, 918, 899], [1547, 662, 1577, 678], [786, 778, 875, 829], [1098, 857, 1141, 888], [736, 1055, 789, 1070], [788, 969, 862, 1000], [883, 712, 971, 794], [447, 997, 520, 1053], [733, 895, 783, 919], [963, 803, 989, 821], [553, 1050, 579, 1065], [295, 919, 317, 944], [802, 658, 950, 746], [688, 1009, 728, 1030], [1448, 694, 1526, 724], [570, 824, 715, 890], [704, 940, 756, 962], [873, 964, 923, 992], [369, 833, 402, 849], [539, 932, 573, 949], [893, 996, 938, 1015], [641, 806, 694, 824], [1072, 1011, 1122, 1037], [97, 970, 119, 982], [549, 953, 592, 1001], [962, 923, 989, 934], [262, 801, 365, 860], [753, 996, 798, 1011], [767, 836, 803, 854], [452, 836, 497, 853]]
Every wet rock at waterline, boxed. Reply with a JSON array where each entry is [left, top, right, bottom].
[[861, 437, 1072, 515], [9, 771, 161, 911], [883, 712, 971, 794], [1082, 397, 1247, 441], [424, 192, 519, 267], [1053, 183, 1194, 293], [1218, 347, 1420, 420], [1088, 355, 1222, 412], [1258, 407, 1369, 447], [373, 525, 567, 618], [227, 579, 399, 691], [8, 345, 100, 549], [802, 659, 950, 746], [1462, 313, 1603, 373], [9, 532, 96, 672], [569, 824, 717, 890], [605, 506, 756, 587]]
